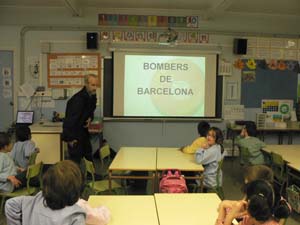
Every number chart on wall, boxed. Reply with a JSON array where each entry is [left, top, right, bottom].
[[47, 53, 101, 88], [262, 99, 293, 115]]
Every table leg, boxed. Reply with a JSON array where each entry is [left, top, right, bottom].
[[108, 170, 112, 193]]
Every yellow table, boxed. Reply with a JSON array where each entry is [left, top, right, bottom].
[[262, 145, 300, 171], [108, 147, 157, 193], [157, 147, 204, 172], [88, 195, 159, 225], [154, 193, 221, 225]]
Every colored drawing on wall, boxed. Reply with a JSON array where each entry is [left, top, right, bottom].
[[98, 14, 198, 28], [242, 70, 256, 82], [146, 32, 157, 42], [199, 33, 209, 44], [135, 31, 145, 42], [100, 31, 110, 41], [187, 31, 198, 43], [124, 31, 134, 41], [113, 31, 123, 41]]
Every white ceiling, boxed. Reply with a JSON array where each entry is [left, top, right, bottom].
[[0, 0, 299, 17]]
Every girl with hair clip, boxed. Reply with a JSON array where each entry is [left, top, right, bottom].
[[195, 127, 225, 190], [242, 165, 291, 225], [216, 179, 291, 225]]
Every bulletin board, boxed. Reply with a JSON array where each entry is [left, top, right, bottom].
[[241, 68, 298, 108], [47, 53, 101, 88]]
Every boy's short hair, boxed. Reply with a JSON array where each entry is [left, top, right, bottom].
[[0, 132, 10, 150], [15, 125, 31, 142], [245, 121, 257, 137], [244, 165, 274, 184], [42, 160, 82, 210], [197, 121, 210, 137]]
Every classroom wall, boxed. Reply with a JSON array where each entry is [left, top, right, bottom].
[[1, 6, 300, 149]]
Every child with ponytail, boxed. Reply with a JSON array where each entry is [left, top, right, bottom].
[[216, 179, 290, 225]]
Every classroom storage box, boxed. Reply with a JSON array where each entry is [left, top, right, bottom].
[[287, 184, 300, 213]]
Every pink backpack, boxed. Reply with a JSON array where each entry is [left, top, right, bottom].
[[159, 169, 188, 193]]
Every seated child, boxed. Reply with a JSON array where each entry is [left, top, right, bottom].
[[181, 121, 210, 154], [195, 127, 224, 189], [5, 160, 110, 225], [216, 179, 290, 225], [10, 125, 39, 169], [242, 165, 291, 225], [0, 132, 25, 193], [243, 165, 273, 184], [235, 121, 266, 165]]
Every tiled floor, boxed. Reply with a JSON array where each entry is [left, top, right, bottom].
[[0, 157, 299, 225]]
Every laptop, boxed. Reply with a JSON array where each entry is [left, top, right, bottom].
[[16, 111, 34, 125]]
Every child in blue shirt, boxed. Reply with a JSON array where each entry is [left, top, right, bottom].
[[195, 127, 224, 189], [10, 125, 39, 169], [0, 132, 25, 192]]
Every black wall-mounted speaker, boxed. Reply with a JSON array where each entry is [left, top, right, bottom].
[[233, 38, 247, 55], [86, 32, 98, 49]]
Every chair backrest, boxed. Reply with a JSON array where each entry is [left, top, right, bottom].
[[216, 159, 223, 187], [240, 146, 251, 165], [28, 150, 39, 166], [83, 158, 95, 187], [99, 144, 111, 167], [271, 152, 285, 179], [26, 161, 43, 194]]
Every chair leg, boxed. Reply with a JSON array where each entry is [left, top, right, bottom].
[[0, 196, 6, 213], [217, 187, 225, 200]]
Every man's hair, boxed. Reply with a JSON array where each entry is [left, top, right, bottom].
[[245, 121, 257, 137], [84, 74, 98, 85], [197, 121, 210, 137], [42, 160, 82, 210], [0, 132, 10, 150], [15, 125, 31, 142]]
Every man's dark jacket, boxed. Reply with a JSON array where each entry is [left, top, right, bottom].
[[62, 87, 96, 142]]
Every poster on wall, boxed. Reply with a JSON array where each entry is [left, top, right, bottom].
[[47, 53, 100, 88], [2, 67, 11, 78], [2, 89, 12, 98]]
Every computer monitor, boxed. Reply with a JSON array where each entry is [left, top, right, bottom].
[[16, 111, 34, 125]]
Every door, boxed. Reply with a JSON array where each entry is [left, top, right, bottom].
[[0, 50, 14, 131]]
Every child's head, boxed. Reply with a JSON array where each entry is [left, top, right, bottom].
[[206, 127, 223, 146], [42, 160, 82, 210], [243, 165, 274, 184], [244, 121, 257, 137], [15, 125, 31, 142], [197, 121, 210, 137], [245, 179, 290, 222], [245, 179, 275, 222], [0, 132, 12, 152]]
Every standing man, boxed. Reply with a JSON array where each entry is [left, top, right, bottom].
[[63, 74, 98, 164]]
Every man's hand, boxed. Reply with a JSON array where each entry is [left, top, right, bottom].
[[17, 167, 25, 173], [7, 176, 22, 188], [68, 140, 78, 147], [84, 118, 92, 128]]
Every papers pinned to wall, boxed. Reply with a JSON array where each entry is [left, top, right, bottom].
[[223, 105, 245, 121]]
